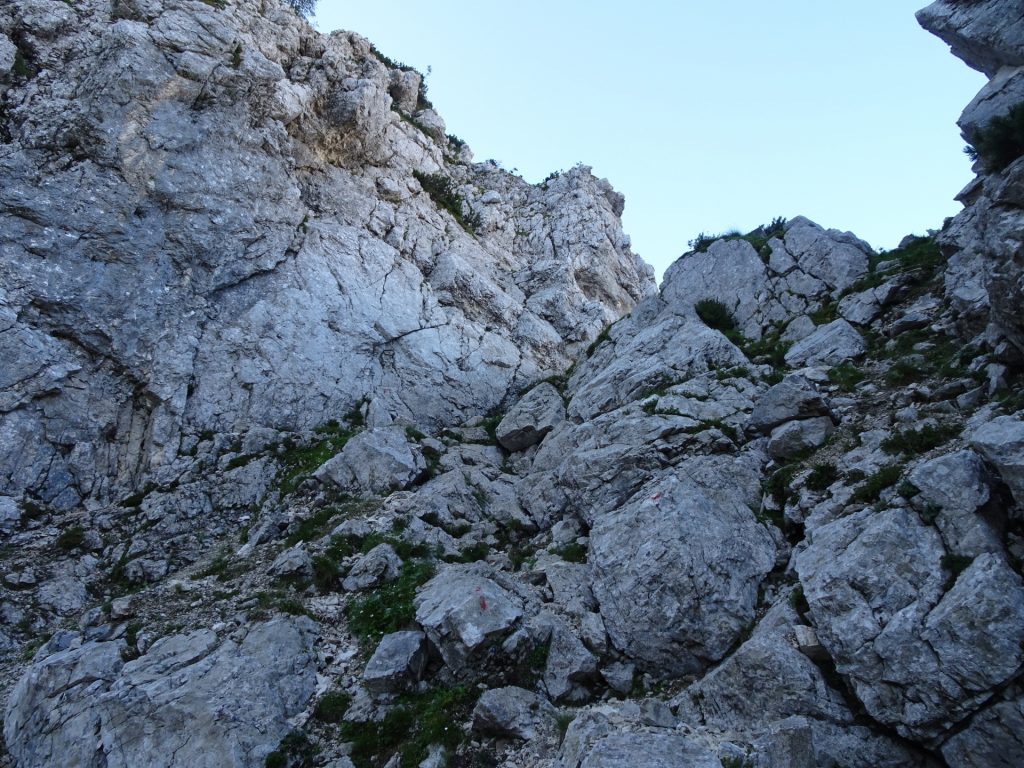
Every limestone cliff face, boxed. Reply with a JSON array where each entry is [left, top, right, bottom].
[[0, 0, 654, 513], [1, 2, 1024, 768], [918, 0, 1024, 358]]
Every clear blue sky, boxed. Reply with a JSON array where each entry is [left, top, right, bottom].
[[312, 1, 984, 279]]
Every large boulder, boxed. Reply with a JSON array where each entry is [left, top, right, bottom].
[[316, 427, 424, 494], [4, 618, 318, 768], [795, 506, 1024, 741], [589, 455, 776, 675], [748, 374, 831, 434], [907, 450, 1003, 556], [784, 319, 865, 368], [472, 686, 558, 741], [414, 564, 525, 671], [971, 415, 1024, 507], [496, 382, 565, 451], [767, 416, 834, 461], [342, 543, 402, 592], [675, 601, 851, 731], [363, 630, 428, 695]]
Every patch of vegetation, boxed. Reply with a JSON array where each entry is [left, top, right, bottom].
[[275, 419, 357, 496], [694, 299, 741, 344], [556, 712, 575, 742], [477, 413, 502, 445], [941, 553, 974, 591], [56, 525, 86, 552], [230, 43, 242, 69], [341, 686, 475, 768], [313, 690, 352, 724], [415, 443, 442, 485], [805, 462, 838, 492], [828, 361, 865, 392], [740, 323, 791, 373], [585, 323, 613, 357], [369, 45, 413, 71], [877, 327, 975, 388], [850, 236, 946, 295], [512, 639, 551, 688], [253, 590, 313, 618], [412, 171, 478, 234], [121, 622, 143, 662], [552, 542, 587, 563], [345, 560, 435, 650], [356, 532, 434, 561], [265, 730, 316, 768], [880, 423, 960, 456], [965, 102, 1024, 172], [687, 218, 786, 259], [225, 452, 260, 470], [311, 554, 340, 594], [788, 584, 810, 617], [449, 542, 490, 563], [11, 49, 36, 80], [808, 301, 839, 325], [850, 465, 903, 504], [284, 504, 348, 546], [447, 133, 466, 152], [764, 462, 802, 505]]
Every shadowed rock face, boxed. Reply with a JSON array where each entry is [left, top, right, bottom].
[[2, 2, 1024, 768], [918, 0, 1024, 359]]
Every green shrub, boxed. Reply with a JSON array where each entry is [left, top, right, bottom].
[[341, 687, 475, 768], [880, 423, 959, 456], [585, 323, 613, 357], [313, 690, 352, 724], [740, 326, 790, 371], [56, 525, 86, 552], [688, 232, 718, 252], [345, 560, 435, 649], [265, 731, 316, 768], [230, 43, 242, 69], [805, 463, 838, 492], [941, 553, 974, 591], [764, 461, 802, 505], [275, 420, 356, 496], [850, 465, 902, 503], [12, 49, 35, 80], [966, 102, 1024, 172], [828, 362, 865, 392], [885, 358, 923, 386], [451, 542, 489, 563], [284, 0, 318, 16], [695, 299, 737, 334], [552, 542, 587, 563], [311, 555, 339, 594], [556, 712, 575, 741], [788, 584, 809, 616]]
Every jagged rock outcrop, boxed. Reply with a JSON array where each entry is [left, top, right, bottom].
[[4, 618, 317, 768], [0, 0, 653, 516], [918, 0, 1024, 357]]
